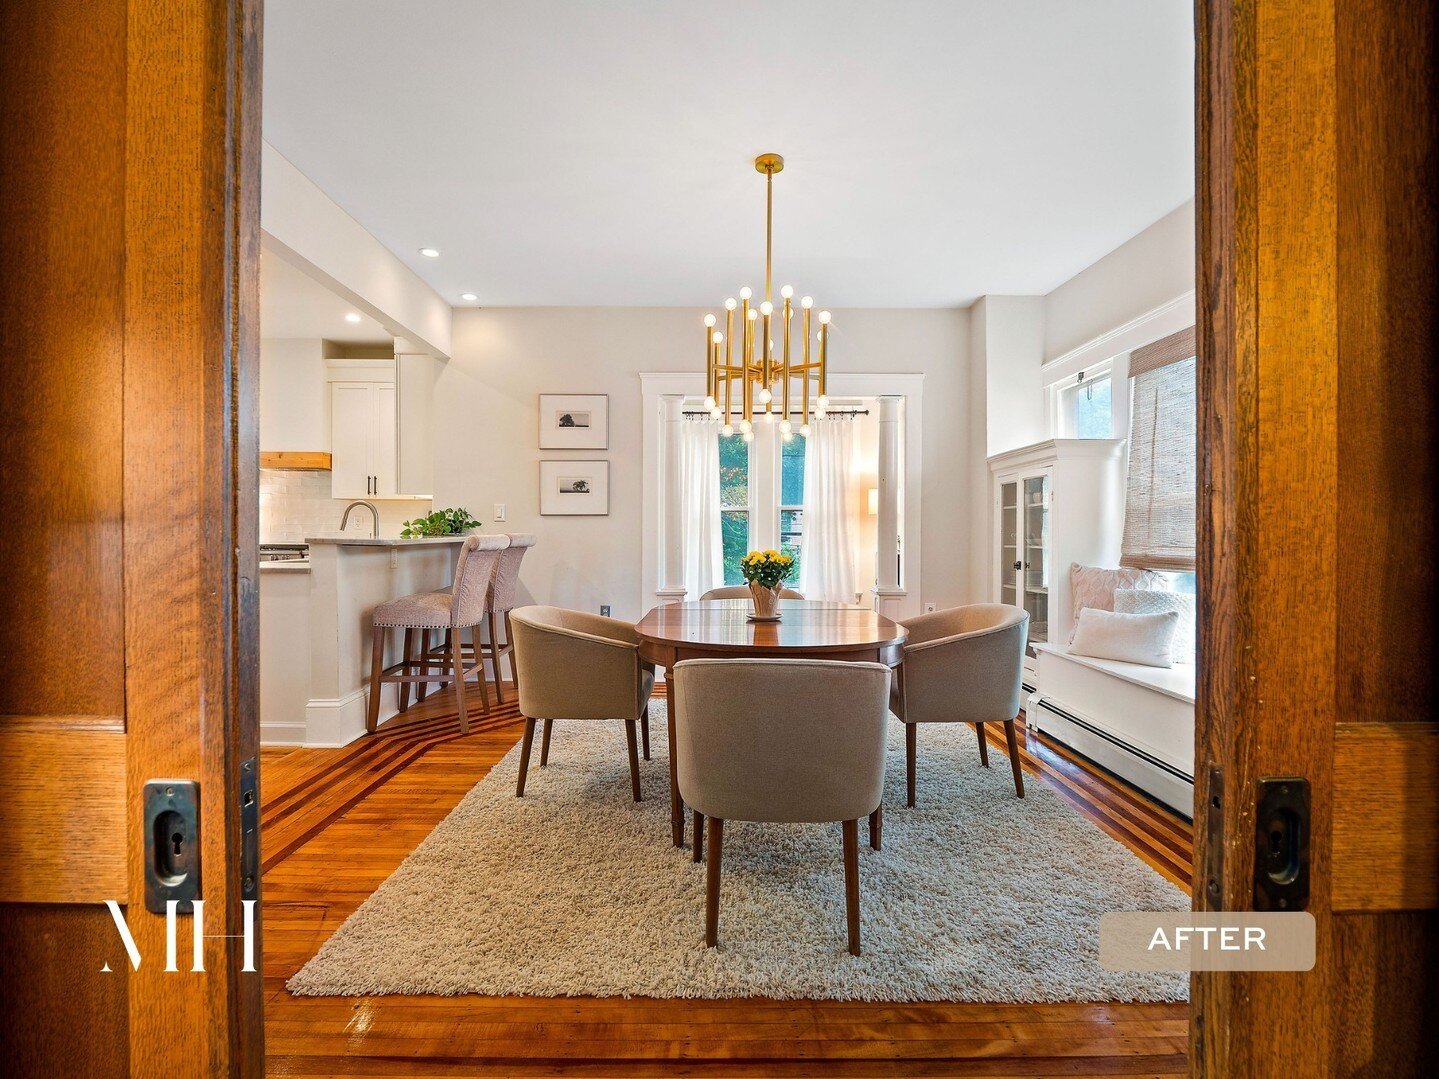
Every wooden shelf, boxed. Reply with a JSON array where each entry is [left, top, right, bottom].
[[260, 451, 332, 471]]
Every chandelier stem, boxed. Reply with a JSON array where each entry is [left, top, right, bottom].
[[764, 166, 774, 305]]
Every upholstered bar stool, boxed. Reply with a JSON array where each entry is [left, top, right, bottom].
[[478, 532, 536, 703], [366, 533, 507, 734]]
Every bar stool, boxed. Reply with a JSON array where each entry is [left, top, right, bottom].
[[478, 532, 536, 703], [366, 533, 507, 734]]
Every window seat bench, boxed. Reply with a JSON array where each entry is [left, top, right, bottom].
[[1027, 643, 1195, 817]]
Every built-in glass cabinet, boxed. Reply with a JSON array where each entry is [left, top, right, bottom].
[[997, 472, 1050, 657]]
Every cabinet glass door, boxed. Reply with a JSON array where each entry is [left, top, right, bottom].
[[998, 480, 1018, 607], [1022, 473, 1050, 651]]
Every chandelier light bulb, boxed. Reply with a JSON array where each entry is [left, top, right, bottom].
[[781, 284, 794, 299], [760, 301, 773, 316], [725, 297, 737, 311], [818, 394, 830, 408], [815, 402, 827, 419], [782, 430, 795, 443], [757, 387, 772, 404], [779, 419, 792, 435], [740, 286, 753, 300], [711, 406, 723, 419], [747, 309, 758, 321], [800, 296, 813, 309], [741, 419, 753, 434], [721, 423, 734, 437], [704, 395, 717, 410], [818, 310, 832, 325], [762, 409, 775, 424], [742, 430, 755, 443], [800, 423, 812, 437], [712, 331, 723, 344], [704, 313, 716, 327]]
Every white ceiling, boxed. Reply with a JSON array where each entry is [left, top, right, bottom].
[[260, 249, 392, 343], [262, 1, 1194, 308]]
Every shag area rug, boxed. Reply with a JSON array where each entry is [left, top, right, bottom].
[[288, 704, 1188, 1002]]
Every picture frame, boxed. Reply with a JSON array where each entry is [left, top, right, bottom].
[[539, 393, 609, 449], [540, 460, 610, 516]]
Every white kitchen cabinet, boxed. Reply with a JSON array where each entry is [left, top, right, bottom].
[[331, 381, 398, 499]]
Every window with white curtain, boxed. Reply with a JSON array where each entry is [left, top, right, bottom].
[[1121, 327, 1197, 572], [714, 419, 809, 585]]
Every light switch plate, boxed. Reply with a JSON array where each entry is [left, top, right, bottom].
[[924, 602, 937, 613], [493, 503, 506, 522], [600, 605, 611, 617]]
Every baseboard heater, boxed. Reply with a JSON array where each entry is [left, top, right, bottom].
[[1028, 695, 1194, 818]]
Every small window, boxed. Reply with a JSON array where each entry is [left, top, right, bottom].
[[719, 433, 751, 584], [779, 435, 806, 580], [1060, 373, 1112, 438]]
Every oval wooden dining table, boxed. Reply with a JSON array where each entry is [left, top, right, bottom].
[[634, 599, 908, 849]]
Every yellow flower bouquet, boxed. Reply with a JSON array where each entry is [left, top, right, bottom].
[[739, 549, 795, 621]]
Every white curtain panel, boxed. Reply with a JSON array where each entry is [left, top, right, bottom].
[[679, 418, 723, 600], [799, 418, 858, 603]]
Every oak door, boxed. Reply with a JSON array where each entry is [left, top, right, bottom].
[[0, 0, 264, 1074], [1194, 0, 1438, 1074]]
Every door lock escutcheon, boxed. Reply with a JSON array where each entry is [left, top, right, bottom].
[[143, 779, 201, 914], [1253, 776, 1309, 911]]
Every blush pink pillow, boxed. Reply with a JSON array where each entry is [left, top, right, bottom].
[[1068, 563, 1163, 640]]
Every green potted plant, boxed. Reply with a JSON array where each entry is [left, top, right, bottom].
[[399, 507, 482, 539]]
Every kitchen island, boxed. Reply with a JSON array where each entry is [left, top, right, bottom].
[[260, 535, 467, 746]]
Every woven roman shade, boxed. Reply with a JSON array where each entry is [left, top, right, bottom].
[[1121, 328, 1197, 571]]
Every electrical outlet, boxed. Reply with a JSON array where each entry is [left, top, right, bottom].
[[493, 503, 506, 522], [924, 602, 937, 613], [600, 604, 611, 617]]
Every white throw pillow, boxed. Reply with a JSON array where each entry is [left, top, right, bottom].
[[1067, 563, 1163, 639], [1068, 608, 1179, 668], [1114, 588, 1196, 664]]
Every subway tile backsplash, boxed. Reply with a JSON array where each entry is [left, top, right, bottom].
[[259, 469, 428, 543]]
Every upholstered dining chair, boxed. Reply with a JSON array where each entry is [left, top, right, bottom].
[[892, 604, 1029, 805], [672, 658, 890, 956], [509, 606, 655, 801], [366, 533, 508, 735], [699, 585, 806, 600]]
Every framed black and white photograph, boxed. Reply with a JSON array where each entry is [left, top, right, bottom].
[[540, 460, 609, 515], [539, 394, 609, 449]]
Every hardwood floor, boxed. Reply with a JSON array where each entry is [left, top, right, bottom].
[[261, 684, 1192, 1077]]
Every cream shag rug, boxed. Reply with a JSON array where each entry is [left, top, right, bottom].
[[288, 705, 1189, 1002]]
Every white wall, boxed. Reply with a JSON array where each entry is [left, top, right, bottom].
[[260, 338, 328, 450], [1042, 198, 1195, 363], [432, 306, 974, 621]]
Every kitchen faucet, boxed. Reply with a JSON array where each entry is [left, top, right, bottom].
[[339, 500, 380, 538]]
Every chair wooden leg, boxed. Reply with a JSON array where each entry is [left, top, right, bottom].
[[842, 819, 861, 956], [516, 717, 536, 796], [503, 610, 519, 698], [905, 723, 917, 807], [398, 628, 414, 713], [416, 631, 430, 702], [974, 722, 990, 767], [450, 627, 470, 734], [488, 612, 507, 704], [624, 718, 642, 802], [667, 675, 683, 847], [869, 804, 883, 851], [365, 625, 386, 733], [704, 817, 724, 948], [539, 718, 553, 767], [472, 626, 492, 717], [640, 704, 651, 760], [1004, 718, 1026, 797], [692, 809, 704, 862]]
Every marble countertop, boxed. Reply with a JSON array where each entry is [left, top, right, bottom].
[[305, 535, 470, 548]]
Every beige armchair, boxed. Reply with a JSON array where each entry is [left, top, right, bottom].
[[893, 604, 1029, 804], [699, 585, 805, 600], [509, 606, 656, 801], [672, 658, 890, 956]]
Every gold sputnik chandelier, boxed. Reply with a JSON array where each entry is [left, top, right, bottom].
[[702, 153, 830, 443]]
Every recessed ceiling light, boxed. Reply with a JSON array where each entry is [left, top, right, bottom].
[[344, 312, 362, 323], [460, 293, 478, 302], [419, 247, 440, 258]]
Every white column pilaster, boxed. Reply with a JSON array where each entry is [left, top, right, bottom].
[[872, 395, 906, 616], [656, 395, 688, 603]]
